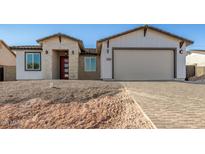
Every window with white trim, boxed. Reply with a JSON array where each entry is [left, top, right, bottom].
[[25, 52, 41, 71], [84, 57, 96, 72]]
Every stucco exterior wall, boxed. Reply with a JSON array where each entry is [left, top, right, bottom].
[[41, 36, 80, 80], [186, 53, 205, 66], [195, 66, 205, 77], [0, 42, 16, 66], [100, 29, 187, 80], [15, 50, 43, 80], [78, 55, 100, 80], [3, 66, 16, 81]]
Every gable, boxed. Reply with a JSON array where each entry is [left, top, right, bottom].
[[98, 25, 193, 45], [110, 28, 182, 47], [37, 33, 84, 52], [97, 25, 193, 53], [41, 36, 80, 52]]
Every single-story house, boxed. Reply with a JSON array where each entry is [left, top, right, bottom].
[[186, 50, 205, 77], [0, 40, 16, 81], [2, 25, 194, 81]]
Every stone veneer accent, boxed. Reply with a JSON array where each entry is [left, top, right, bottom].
[[40, 36, 80, 80], [69, 50, 79, 79]]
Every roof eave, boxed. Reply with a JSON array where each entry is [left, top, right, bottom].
[[36, 33, 82, 43]]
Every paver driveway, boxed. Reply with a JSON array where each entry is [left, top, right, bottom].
[[123, 81, 205, 128]]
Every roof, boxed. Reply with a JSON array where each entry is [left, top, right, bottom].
[[10, 45, 42, 50], [37, 33, 82, 43], [97, 25, 194, 45], [80, 48, 98, 55], [0, 40, 16, 57], [37, 33, 85, 51]]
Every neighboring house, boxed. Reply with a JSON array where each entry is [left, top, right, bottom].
[[1, 25, 193, 81], [0, 40, 16, 81], [186, 50, 205, 66], [186, 50, 205, 77]]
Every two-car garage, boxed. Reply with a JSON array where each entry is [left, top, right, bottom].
[[113, 48, 176, 80], [98, 25, 193, 81]]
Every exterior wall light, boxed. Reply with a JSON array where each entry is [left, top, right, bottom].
[[45, 50, 48, 54], [72, 50, 74, 55], [65, 51, 68, 56], [179, 49, 184, 54]]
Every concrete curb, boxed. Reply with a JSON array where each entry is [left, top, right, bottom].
[[121, 83, 157, 129]]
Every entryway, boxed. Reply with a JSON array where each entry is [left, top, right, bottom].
[[52, 50, 69, 80]]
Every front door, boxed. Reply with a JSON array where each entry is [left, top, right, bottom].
[[60, 56, 69, 79]]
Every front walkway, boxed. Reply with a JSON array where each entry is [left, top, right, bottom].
[[123, 81, 205, 128]]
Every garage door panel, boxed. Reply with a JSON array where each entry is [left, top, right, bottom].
[[114, 50, 174, 80]]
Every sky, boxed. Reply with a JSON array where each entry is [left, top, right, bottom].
[[0, 24, 204, 50]]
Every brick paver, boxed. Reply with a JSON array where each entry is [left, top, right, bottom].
[[123, 82, 205, 128]]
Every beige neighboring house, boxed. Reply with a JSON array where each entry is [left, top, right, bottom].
[[0, 25, 194, 81], [186, 50, 205, 77], [0, 40, 16, 81]]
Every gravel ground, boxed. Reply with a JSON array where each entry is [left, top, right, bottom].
[[188, 75, 205, 84], [0, 80, 154, 129]]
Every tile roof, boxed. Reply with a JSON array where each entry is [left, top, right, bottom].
[[81, 48, 98, 55], [10, 45, 42, 50], [36, 33, 82, 43]]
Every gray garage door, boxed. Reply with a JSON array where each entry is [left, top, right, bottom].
[[113, 49, 175, 80]]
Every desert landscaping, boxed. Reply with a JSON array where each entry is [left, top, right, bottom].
[[0, 80, 154, 129]]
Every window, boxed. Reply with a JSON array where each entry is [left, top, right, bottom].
[[25, 52, 41, 71], [84, 57, 96, 72]]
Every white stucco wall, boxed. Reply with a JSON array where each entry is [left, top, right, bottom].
[[186, 52, 205, 66], [15, 50, 43, 80], [100, 28, 187, 80]]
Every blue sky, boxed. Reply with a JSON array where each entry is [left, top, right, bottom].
[[0, 24, 204, 49]]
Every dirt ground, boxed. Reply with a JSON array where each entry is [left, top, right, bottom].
[[0, 80, 153, 129]]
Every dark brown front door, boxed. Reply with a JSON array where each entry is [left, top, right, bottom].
[[60, 56, 69, 79]]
